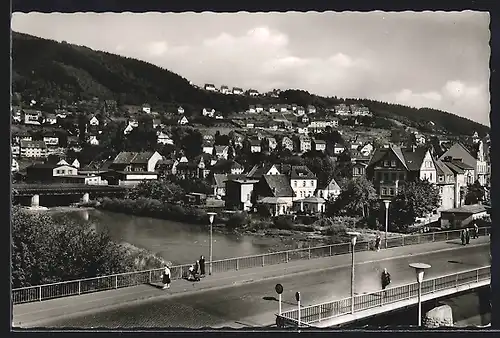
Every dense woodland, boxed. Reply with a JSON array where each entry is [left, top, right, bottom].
[[12, 31, 489, 137]]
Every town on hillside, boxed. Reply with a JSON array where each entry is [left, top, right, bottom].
[[11, 92, 491, 230]]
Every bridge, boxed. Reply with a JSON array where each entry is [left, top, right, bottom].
[[12, 228, 490, 328], [12, 183, 128, 206]]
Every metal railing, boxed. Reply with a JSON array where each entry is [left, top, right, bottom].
[[277, 265, 491, 328], [12, 226, 490, 305]]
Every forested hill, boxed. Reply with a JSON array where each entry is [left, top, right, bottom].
[[12, 31, 489, 136]]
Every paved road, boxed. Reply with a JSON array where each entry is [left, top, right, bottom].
[[14, 240, 490, 329]]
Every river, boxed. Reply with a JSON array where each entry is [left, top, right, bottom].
[[48, 208, 281, 265]]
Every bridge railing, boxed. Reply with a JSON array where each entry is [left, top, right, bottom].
[[276, 265, 491, 328], [12, 226, 490, 305]]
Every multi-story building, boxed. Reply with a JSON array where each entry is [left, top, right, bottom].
[[439, 142, 488, 186], [225, 178, 259, 211], [20, 140, 47, 158], [296, 136, 312, 153], [279, 165, 317, 199], [312, 139, 327, 152]]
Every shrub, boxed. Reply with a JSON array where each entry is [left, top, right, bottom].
[[273, 215, 295, 230], [226, 212, 249, 230]]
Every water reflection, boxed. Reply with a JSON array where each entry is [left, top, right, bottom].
[[53, 209, 275, 265]]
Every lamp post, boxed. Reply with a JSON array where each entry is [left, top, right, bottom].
[[383, 200, 391, 249], [347, 231, 360, 314], [409, 263, 431, 327], [207, 212, 217, 275]]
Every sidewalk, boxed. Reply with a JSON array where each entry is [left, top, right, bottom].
[[12, 236, 490, 327]]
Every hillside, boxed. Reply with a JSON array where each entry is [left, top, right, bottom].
[[11, 31, 489, 136]]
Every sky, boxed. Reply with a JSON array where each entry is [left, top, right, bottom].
[[11, 11, 491, 126]]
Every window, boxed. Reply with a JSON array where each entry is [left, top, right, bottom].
[[439, 175, 444, 182], [389, 188, 395, 196], [439, 187, 443, 194], [384, 161, 389, 167], [303, 181, 306, 187], [429, 173, 433, 181], [382, 187, 387, 195], [310, 181, 314, 187], [320, 191, 323, 197], [391, 160, 396, 167], [247, 194, 251, 201], [294, 181, 297, 187]]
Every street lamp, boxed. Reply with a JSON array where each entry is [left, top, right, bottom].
[[207, 212, 217, 275], [409, 263, 431, 327], [382, 200, 391, 249], [347, 231, 360, 314]]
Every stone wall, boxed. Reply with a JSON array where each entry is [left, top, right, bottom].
[[424, 305, 454, 328]]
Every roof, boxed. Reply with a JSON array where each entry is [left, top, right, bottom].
[[368, 145, 410, 170], [289, 165, 317, 180], [212, 173, 247, 188], [314, 139, 326, 144], [113, 152, 156, 164], [262, 174, 295, 197], [441, 204, 487, 214], [20, 140, 47, 148], [214, 145, 229, 153], [318, 177, 340, 191], [294, 197, 326, 204], [247, 163, 277, 178], [402, 148, 428, 171], [211, 159, 244, 172], [258, 197, 291, 204], [433, 158, 454, 176]]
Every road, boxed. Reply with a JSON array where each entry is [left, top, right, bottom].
[[16, 242, 490, 329]]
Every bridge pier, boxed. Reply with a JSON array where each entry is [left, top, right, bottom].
[[31, 194, 40, 208], [423, 305, 453, 328], [82, 193, 90, 203]]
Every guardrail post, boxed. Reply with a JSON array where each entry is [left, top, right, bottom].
[[329, 245, 332, 256], [78, 281, 81, 295], [446, 232, 449, 241], [308, 247, 311, 260], [455, 273, 458, 286], [262, 255, 265, 267], [286, 251, 289, 263], [39, 286, 42, 302], [236, 259, 239, 271], [115, 275, 118, 289], [432, 232, 435, 242], [402, 235, 405, 246], [432, 279, 436, 292], [408, 284, 411, 299], [149, 271, 152, 283], [417, 235, 421, 244], [476, 269, 479, 283]]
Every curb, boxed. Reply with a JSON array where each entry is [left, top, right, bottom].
[[14, 241, 489, 327]]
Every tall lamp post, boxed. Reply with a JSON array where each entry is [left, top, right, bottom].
[[382, 200, 391, 249], [347, 231, 360, 314], [207, 212, 217, 275], [409, 263, 431, 327]]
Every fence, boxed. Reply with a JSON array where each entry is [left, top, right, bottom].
[[12, 226, 490, 305], [276, 265, 491, 328]]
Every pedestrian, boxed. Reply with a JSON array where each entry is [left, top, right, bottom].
[[474, 224, 479, 239], [461, 229, 466, 245], [381, 268, 391, 290], [375, 234, 381, 252], [194, 259, 199, 275], [162, 265, 171, 289], [199, 255, 206, 277], [466, 228, 470, 245]]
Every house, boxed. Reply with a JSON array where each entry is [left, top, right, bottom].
[[11, 144, 20, 157], [11, 158, 19, 173], [296, 125, 309, 135], [204, 83, 217, 91], [250, 139, 262, 153], [142, 104, 152, 114], [22, 109, 42, 125], [214, 145, 230, 160], [297, 136, 312, 153], [248, 105, 256, 113], [43, 113, 57, 125], [178, 116, 189, 125], [359, 143, 374, 157], [255, 104, 264, 113], [89, 116, 100, 126], [210, 173, 247, 198], [279, 165, 317, 199], [279, 105, 288, 113], [269, 106, 278, 113], [155, 157, 179, 177], [335, 104, 351, 116], [439, 142, 488, 186], [225, 178, 259, 211], [71, 158, 80, 169], [20, 140, 47, 158], [307, 120, 338, 132], [103, 151, 162, 186], [88, 135, 99, 146], [43, 136, 59, 146], [157, 131, 174, 145], [247, 163, 281, 179], [300, 115, 310, 124], [307, 105, 317, 114], [254, 175, 295, 216], [281, 136, 294, 152], [232, 87, 244, 95], [248, 89, 259, 97], [178, 106, 185, 114], [441, 157, 475, 208], [203, 141, 214, 155], [152, 118, 162, 129], [202, 108, 216, 118], [312, 139, 327, 152], [316, 177, 341, 200], [440, 204, 488, 229], [433, 158, 456, 211], [26, 162, 78, 182], [350, 104, 372, 117], [333, 143, 345, 155], [123, 124, 135, 135], [291, 104, 298, 111], [352, 160, 368, 178], [220, 85, 230, 94], [297, 106, 306, 115], [215, 113, 224, 120], [175, 154, 215, 180], [267, 137, 278, 151], [211, 159, 244, 175]]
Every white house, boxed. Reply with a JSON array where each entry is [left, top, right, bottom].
[[89, 135, 100, 146], [178, 116, 189, 125], [359, 143, 374, 156], [248, 105, 256, 113], [20, 140, 47, 158], [232, 87, 243, 95], [44, 114, 57, 125], [220, 85, 230, 94], [307, 105, 317, 114], [142, 104, 152, 114], [255, 105, 264, 113], [202, 108, 216, 118], [178, 106, 185, 114], [11, 158, 19, 172], [204, 83, 216, 91], [123, 124, 135, 135], [269, 106, 278, 113], [215, 114, 224, 120], [203, 142, 214, 155], [71, 159, 80, 169], [288, 165, 317, 199], [43, 136, 59, 146], [248, 89, 259, 97], [89, 116, 100, 126], [316, 178, 341, 200], [157, 131, 174, 145], [22, 109, 42, 125]]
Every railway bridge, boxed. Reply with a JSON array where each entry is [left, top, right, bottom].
[[12, 183, 129, 207]]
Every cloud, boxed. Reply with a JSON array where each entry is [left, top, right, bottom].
[[147, 41, 168, 56]]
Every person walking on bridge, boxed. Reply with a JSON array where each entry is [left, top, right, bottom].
[[162, 265, 171, 289], [465, 228, 470, 245], [381, 268, 391, 290], [375, 234, 381, 252], [199, 255, 206, 277], [474, 223, 479, 239], [461, 229, 466, 245]]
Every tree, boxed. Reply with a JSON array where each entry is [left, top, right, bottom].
[[11, 206, 132, 288], [389, 179, 441, 231], [465, 180, 485, 205], [129, 180, 185, 202], [327, 176, 377, 218]]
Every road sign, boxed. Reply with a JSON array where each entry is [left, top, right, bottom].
[[275, 283, 283, 294], [295, 291, 300, 302]]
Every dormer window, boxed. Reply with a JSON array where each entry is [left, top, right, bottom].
[[390, 160, 396, 167], [384, 161, 390, 167]]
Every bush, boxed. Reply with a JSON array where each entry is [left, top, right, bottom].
[[226, 211, 249, 230], [273, 215, 295, 230]]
